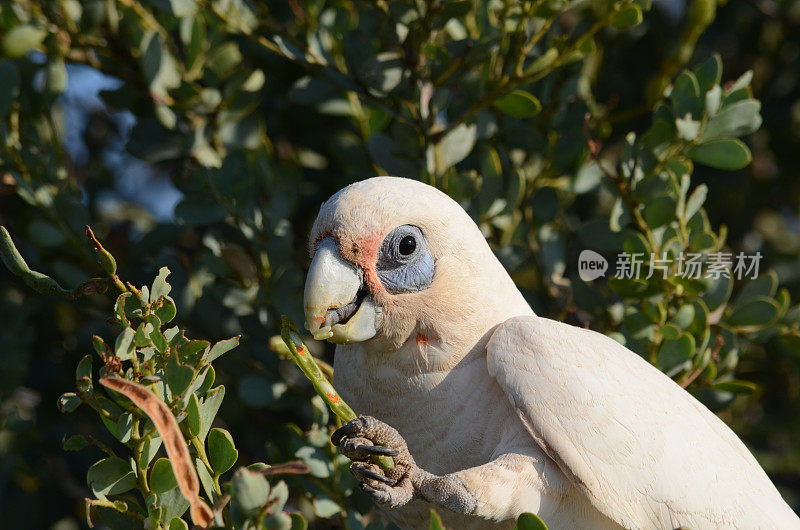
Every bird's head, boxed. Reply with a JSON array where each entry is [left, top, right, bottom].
[[304, 177, 530, 353]]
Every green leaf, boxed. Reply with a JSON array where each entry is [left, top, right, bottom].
[[114, 294, 131, 327], [437, 123, 477, 168], [312, 496, 342, 518], [139, 436, 163, 469], [230, 468, 270, 516], [63, 434, 90, 451], [166, 355, 195, 397], [701, 275, 732, 312], [134, 322, 153, 348], [157, 487, 190, 522], [429, 509, 446, 530], [195, 457, 216, 502], [643, 197, 676, 228], [295, 446, 333, 478], [196, 365, 216, 396], [713, 379, 757, 394], [700, 100, 761, 140], [87, 457, 137, 499], [514, 512, 549, 530], [494, 90, 542, 118], [58, 393, 82, 413], [115, 327, 136, 361], [150, 458, 179, 493], [688, 139, 752, 170], [272, 35, 305, 61], [728, 70, 754, 93], [694, 53, 722, 91], [660, 323, 681, 340], [268, 480, 289, 512], [150, 267, 172, 303], [290, 513, 307, 530], [572, 162, 602, 194], [360, 52, 404, 93], [150, 326, 168, 354], [186, 393, 201, 437], [168, 518, 189, 530], [199, 386, 225, 440], [154, 296, 177, 324], [671, 71, 701, 119], [207, 41, 243, 77], [206, 335, 240, 363], [735, 271, 777, 306], [208, 428, 238, 475], [117, 412, 134, 443], [657, 332, 695, 372], [178, 339, 209, 365], [727, 297, 780, 328], [684, 184, 707, 220], [164, 0, 197, 17], [611, 5, 643, 29], [608, 197, 631, 232], [525, 48, 558, 75], [141, 31, 181, 99], [670, 304, 695, 330], [2, 25, 47, 59], [45, 59, 68, 97], [76, 354, 93, 393]]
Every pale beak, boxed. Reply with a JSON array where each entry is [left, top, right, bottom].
[[304, 237, 378, 344]]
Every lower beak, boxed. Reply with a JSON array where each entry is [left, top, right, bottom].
[[304, 237, 378, 344]]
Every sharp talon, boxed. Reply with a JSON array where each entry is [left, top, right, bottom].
[[359, 444, 399, 457], [361, 468, 393, 484], [332, 423, 357, 445]]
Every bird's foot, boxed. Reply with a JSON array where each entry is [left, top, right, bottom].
[[332, 415, 419, 508]]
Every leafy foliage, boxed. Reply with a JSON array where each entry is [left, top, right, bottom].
[[1, 0, 799, 527]]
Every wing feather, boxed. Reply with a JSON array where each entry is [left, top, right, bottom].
[[486, 316, 799, 529]]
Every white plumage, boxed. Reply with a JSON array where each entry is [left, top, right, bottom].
[[303, 176, 799, 529]]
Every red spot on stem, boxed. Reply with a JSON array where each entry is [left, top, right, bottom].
[[296, 347, 305, 356], [327, 393, 339, 403]]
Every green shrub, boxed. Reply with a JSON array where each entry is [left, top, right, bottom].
[[1, 0, 798, 527]]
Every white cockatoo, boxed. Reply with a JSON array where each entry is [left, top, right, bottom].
[[302, 176, 800, 529]]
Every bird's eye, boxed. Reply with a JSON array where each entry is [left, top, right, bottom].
[[375, 225, 434, 294], [399, 235, 416, 256]]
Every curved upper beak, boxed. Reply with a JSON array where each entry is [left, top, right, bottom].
[[304, 237, 378, 344]]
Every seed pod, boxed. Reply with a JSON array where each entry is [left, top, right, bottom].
[[99, 377, 213, 527], [1, 225, 67, 295], [84, 226, 117, 276], [280, 316, 394, 470]]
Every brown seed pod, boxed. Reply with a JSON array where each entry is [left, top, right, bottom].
[[99, 377, 213, 528]]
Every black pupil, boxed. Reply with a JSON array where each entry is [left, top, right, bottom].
[[399, 235, 416, 255]]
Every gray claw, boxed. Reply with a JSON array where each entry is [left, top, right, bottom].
[[359, 444, 399, 457], [359, 466, 394, 484], [331, 420, 361, 445]]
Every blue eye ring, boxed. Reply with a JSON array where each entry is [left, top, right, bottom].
[[376, 225, 434, 294]]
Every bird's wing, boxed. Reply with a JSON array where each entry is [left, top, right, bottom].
[[486, 315, 799, 529]]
